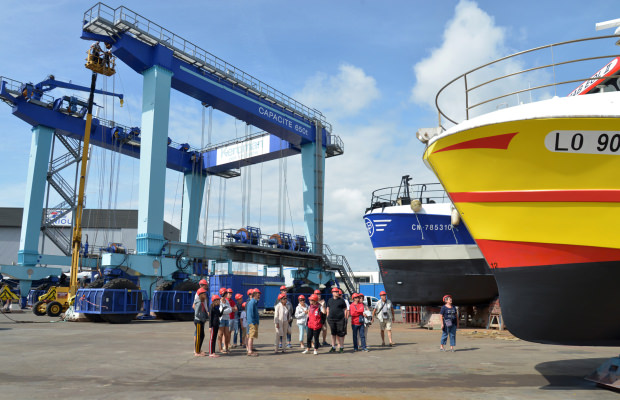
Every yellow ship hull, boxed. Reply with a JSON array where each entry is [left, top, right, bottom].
[[424, 115, 620, 344]]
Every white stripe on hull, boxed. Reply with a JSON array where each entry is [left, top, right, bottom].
[[374, 244, 483, 261]]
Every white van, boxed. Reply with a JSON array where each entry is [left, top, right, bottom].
[[364, 296, 379, 309]]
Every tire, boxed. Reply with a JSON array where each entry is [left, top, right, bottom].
[[101, 278, 141, 324], [46, 301, 63, 317], [84, 314, 105, 322], [33, 301, 47, 316], [174, 280, 199, 292], [154, 281, 175, 320], [87, 278, 104, 288]]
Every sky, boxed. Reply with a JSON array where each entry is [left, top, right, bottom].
[[0, 0, 618, 273]]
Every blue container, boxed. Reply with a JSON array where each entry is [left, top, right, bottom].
[[208, 274, 285, 309], [27, 289, 47, 306], [151, 290, 195, 313], [359, 283, 386, 299], [75, 288, 145, 314]]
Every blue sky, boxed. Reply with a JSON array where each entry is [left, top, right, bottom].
[[0, 0, 618, 272]]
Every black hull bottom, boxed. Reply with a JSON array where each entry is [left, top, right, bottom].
[[494, 260, 620, 346], [378, 259, 498, 306]]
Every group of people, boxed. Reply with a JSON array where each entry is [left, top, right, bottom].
[[193, 282, 399, 357]]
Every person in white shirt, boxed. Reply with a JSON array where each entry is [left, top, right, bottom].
[[372, 291, 395, 347], [294, 295, 309, 348]]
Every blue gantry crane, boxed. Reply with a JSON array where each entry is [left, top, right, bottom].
[[0, 3, 356, 319]]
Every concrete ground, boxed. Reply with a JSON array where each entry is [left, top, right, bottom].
[[1, 311, 619, 400]]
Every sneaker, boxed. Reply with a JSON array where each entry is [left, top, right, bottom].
[[362, 348, 370, 352], [329, 347, 336, 353], [339, 348, 344, 353], [302, 349, 309, 354], [322, 341, 329, 346], [313, 349, 318, 355], [286, 343, 292, 349], [451, 348, 455, 352], [353, 348, 358, 352], [278, 343, 282, 349]]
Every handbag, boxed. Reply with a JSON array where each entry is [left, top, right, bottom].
[[445, 318, 453, 327]]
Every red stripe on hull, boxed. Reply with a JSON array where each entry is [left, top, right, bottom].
[[476, 239, 620, 269], [451, 189, 620, 203], [433, 132, 518, 153]]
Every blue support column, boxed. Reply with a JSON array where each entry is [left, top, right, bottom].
[[180, 172, 206, 244], [136, 65, 173, 255], [301, 122, 325, 253], [18, 125, 54, 265]]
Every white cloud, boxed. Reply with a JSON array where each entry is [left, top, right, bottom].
[[295, 64, 380, 119], [411, 0, 507, 123], [410, 0, 554, 126]]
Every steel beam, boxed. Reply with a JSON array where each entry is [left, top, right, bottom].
[[18, 125, 54, 265], [180, 171, 206, 244], [136, 64, 173, 255]]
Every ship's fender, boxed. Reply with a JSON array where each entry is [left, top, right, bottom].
[[410, 199, 422, 212], [451, 206, 461, 226]]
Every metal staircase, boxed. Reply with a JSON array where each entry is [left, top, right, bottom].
[[41, 134, 82, 256], [322, 244, 358, 294]]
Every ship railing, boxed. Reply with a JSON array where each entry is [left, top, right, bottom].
[[368, 182, 449, 210], [435, 34, 620, 128]]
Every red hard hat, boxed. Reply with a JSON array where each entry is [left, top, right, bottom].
[[242, 302, 246, 308], [352, 293, 359, 298], [278, 293, 286, 300], [219, 288, 226, 295], [313, 290, 321, 294], [226, 288, 233, 293], [379, 291, 387, 296], [443, 294, 452, 302], [309, 294, 319, 301], [331, 287, 339, 292], [199, 279, 208, 285], [280, 285, 287, 291], [254, 288, 261, 294], [338, 288, 343, 293], [298, 295, 305, 300], [247, 289, 253, 296], [197, 288, 207, 295], [359, 293, 365, 298], [211, 295, 220, 302], [235, 293, 243, 300]]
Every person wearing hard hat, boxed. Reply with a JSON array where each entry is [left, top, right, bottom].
[[274, 293, 292, 353], [208, 295, 222, 358], [240, 301, 247, 348], [294, 295, 309, 348], [193, 288, 209, 357], [302, 294, 326, 355], [217, 289, 233, 354], [232, 293, 244, 348], [224, 289, 237, 352], [274, 285, 293, 349], [350, 293, 369, 352], [246, 288, 261, 356], [440, 294, 458, 352], [192, 279, 209, 310], [373, 291, 395, 347], [314, 289, 329, 346], [326, 287, 349, 353]]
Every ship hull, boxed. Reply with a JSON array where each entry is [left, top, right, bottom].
[[365, 206, 497, 306], [494, 260, 620, 345], [424, 104, 620, 345], [378, 258, 497, 306]]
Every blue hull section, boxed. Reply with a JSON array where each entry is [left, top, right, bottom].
[[364, 212, 476, 249]]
